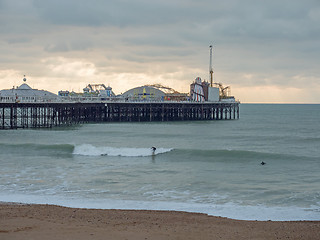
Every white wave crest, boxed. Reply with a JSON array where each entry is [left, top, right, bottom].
[[73, 144, 173, 157]]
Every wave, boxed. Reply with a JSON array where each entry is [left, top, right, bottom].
[[1, 192, 319, 221], [0, 143, 173, 158], [167, 148, 314, 162], [73, 144, 173, 157], [300, 137, 320, 143], [0, 143, 74, 156], [0, 142, 313, 161]]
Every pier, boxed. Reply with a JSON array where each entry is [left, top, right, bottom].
[[0, 102, 239, 129]]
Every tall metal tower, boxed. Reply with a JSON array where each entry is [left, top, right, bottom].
[[209, 45, 214, 87]]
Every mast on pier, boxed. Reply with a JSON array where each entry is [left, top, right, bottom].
[[209, 45, 214, 87]]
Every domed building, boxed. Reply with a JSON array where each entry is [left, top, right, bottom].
[[121, 86, 165, 101], [0, 76, 58, 103], [99, 86, 115, 97]]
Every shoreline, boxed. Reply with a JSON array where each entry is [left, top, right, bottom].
[[1, 203, 319, 240]]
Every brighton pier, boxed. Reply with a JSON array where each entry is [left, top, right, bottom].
[[0, 101, 239, 129], [0, 46, 240, 129]]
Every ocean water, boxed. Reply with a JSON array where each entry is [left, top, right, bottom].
[[0, 104, 319, 221]]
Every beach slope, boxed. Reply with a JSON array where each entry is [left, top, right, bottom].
[[1, 203, 319, 240]]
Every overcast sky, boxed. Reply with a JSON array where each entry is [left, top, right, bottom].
[[1, 0, 319, 103]]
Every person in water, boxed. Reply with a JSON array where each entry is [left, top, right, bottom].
[[151, 146, 156, 155], [261, 161, 266, 165]]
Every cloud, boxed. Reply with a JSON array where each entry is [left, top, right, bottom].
[[44, 39, 93, 53], [32, 0, 188, 27], [41, 57, 96, 77], [0, 0, 320, 102]]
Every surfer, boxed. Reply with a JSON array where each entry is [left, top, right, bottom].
[[261, 161, 266, 165], [151, 146, 156, 155]]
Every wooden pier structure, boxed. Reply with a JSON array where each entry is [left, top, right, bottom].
[[0, 102, 239, 129]]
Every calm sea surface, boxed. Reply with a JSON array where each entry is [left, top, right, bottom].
[[0, 104, 319, 220]]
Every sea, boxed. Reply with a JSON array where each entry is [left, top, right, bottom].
[[0, 104, 319, 221]]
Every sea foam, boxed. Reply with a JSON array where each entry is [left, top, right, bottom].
[[73, 144, 173, 157], [1, 192, 319, 221]]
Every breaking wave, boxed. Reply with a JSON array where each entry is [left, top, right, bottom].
[[73, 144, 173, 157], [0, 143, 173, 158]]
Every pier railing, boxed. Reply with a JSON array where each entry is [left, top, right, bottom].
[[0, 102, 239, 129]]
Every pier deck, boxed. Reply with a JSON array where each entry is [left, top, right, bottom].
[[0, 101, 239, 129]]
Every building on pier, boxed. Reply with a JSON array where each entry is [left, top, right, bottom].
[[121, 86, 165, 101], [190, 78, 236, 103], [59, 84, 116, 102], [0, 76, 58, 103]]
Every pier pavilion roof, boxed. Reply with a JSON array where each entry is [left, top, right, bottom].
[[122, 86, 165, 101], [0, 81, 58, 102]]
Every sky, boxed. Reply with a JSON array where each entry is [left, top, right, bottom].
[[0, 0, 320, 103]]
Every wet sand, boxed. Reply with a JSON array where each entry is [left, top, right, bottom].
[[1, 203, 319, 240]]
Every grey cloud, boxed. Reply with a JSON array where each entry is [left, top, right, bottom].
[[44, 40, 92, 53], [44, 42, 69, 53], [30, 0, 230, 31], [1, 0, 320, 101], [120, 47, 196, 64], [3, 0, 319, 44], [123, 34, 184, 47], [33, 0, 106, 26], [6, 37, 31, 44], [32, 0, 185, 27]]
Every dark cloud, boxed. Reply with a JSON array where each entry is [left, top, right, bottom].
[[32, 0, 187, 27], [123, 33, 185, 47], [119, 47, 196, 64], [1, 0, 320, 102], [6, 37, 31, 44], [44, 40, 93, 53], [3, 1, 319, 44], [44, 42, 69, 53]]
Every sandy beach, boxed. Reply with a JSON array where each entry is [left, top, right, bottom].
[[0, 203, 319, 240]]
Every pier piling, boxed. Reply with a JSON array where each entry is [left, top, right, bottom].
[[0, 102, 239, 129]]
